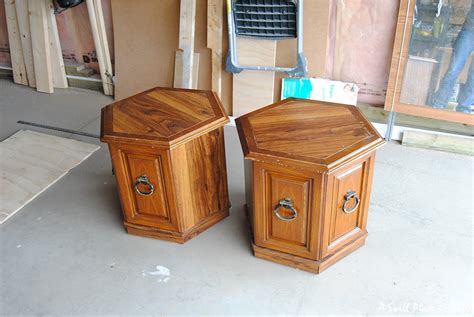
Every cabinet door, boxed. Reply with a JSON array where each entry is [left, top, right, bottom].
[[109, 143, 180, 231], [321, 154, 375, 257], [253, 162, 322, 260]]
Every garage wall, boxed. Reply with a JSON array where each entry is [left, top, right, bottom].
[[0, 0, 399, 108]]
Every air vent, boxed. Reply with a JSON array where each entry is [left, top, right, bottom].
[[234, 0, 297, 39]]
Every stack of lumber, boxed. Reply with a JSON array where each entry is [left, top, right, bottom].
[[4, 0, 113, 95], [4, 0, 67, 93]]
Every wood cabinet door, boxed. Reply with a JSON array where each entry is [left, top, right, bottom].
[[321, 154, 375, 257], [109, 143, 180, 231], [253, 162, 322, 260]]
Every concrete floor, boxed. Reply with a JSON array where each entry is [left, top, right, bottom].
[[0, 79, 472, 315]]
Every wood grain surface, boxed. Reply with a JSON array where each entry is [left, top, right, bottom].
[[14, 0, 35, 87], [101, 87, 229, 148], [237, 98, 384, 170], [239, 100, 383, 273], [28, 0, 53, 93], [170, 126, 230, 230], [101, 87, 230, 243], [4, 0, 28, 85]]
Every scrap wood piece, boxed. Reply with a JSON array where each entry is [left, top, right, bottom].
[[207, 0, 223, 97], [174, 51, 200, 89], [402, 130, 474, 156], [46, 0, 68, 88], [4, 0, 28, 85], [92, 0, 113, 95], [28, 0, 53, 93], [175, 0, 196, 89], [232, 37, 277, 116], [15, 0, 36, 87], [86, 0, 113, 96]]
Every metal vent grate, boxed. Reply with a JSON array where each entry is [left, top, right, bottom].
[[234, 0, 297, 39]]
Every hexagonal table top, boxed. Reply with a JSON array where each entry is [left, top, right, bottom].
[[101, 87, 228, 147], [236, 98, 384, 167]]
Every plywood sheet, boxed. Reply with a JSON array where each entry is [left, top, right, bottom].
[[232, 37, 276, 117], [332, 0, 398, 105], [111, 0, 230, 114], [111, 0, 180, 100], [0, 130, 100, 224]]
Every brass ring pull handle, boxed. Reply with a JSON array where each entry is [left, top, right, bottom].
[[273, 198, 298, 221], [342, 190, 360, 214], [134, 175, 155, 196]]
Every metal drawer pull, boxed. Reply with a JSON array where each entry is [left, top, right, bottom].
[[134, 175, 155, 196], [273, 198, 298, 221], [342, 190, 360, 214]]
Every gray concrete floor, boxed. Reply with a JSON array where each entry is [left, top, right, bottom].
[[0, 79, 473, 315]]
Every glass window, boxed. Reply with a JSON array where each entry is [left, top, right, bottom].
[[400, 0, 473, 114]]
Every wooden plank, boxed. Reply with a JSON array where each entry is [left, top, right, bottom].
[[28, 0, 53, 93], [87, 0, 113, 96], [402, 130, 474, 156], [92, 0, 113, 95], [173, 51, 199, 89], [3, 0, 28, 85], [232, 37, 277, 116], [357, 103, 473, 136], [46, 0, 67, 88], [175, 0, 196, 89], [15, 0, 36, 87], [207, 0, 223, 97]]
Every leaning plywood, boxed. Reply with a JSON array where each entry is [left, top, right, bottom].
[[15, 0, 36, 87], [28, 0, 53, 93], [111, 0, 180, 100], [175, 0, 196, 89], [232, 37, 277, 117], [46, 0, 67, 88], [4, 0, 28, 85]]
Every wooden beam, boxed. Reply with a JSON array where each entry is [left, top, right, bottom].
[[86, 0, 113, 95], [402, 130, 474, 156], [356, 103, 473, 136], [28, 0, 53, 93], [15, 0, 36, 87], [207, 0, 223, 97], [46, 0, 67, 88], [92, 0, 113, 95], [175, 0, 196, 89], [4, 0, 28, 85]]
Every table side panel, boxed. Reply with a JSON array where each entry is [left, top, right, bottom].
[[170, 127, 230, 231], [108, 143, 180, 231]]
